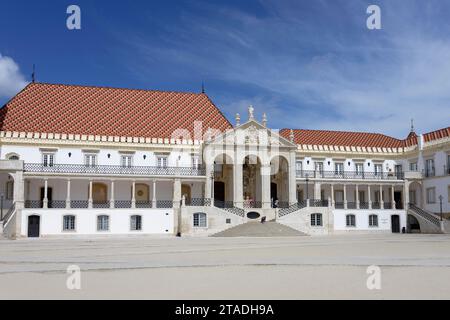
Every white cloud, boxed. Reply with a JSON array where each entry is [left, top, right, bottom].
[[0, 54, 28, 98]]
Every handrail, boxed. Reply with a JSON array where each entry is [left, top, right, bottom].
[[24, 163, 206, 176], [408, 203, 441, 227], [279, 201, 307, 217], [2, 203, 16, 228]]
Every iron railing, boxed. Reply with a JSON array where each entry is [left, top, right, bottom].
[[93, 201, 110, 209], [335, 202, 344, 209], [25, 200, 43, 208], [71, 200, 89, 208], [136, 201, 152, 208], [383, 202, 392, 209], [408, 203, 441, 227], [360, 202, 369, 209], [347, 202, 357, 209], [214, 200, 245, 217], [243, 201, 262, 209], [186, 198, 211, 207], [278, 201, 307, 217], [115, 200, 132, 208], [24, 163, 206, 176], [48, 200, 67, 209], [1, 202, 15, 223], [296, 170, 404, 180], [372, 202, 381, 209], [156, 200, 173, 208], [310, 199, 328, 207]]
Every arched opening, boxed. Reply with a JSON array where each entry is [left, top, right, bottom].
[[270, 156, 290, 208], [182, 184, 192, 204], [243, 155, 261, 208], [214, 154, 234, 206], [409, 181, 422, 207], [5, 153, 20, 160], [407, 214, 421, 233]]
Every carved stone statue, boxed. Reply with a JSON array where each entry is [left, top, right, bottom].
[[248, 105, 254, 120]]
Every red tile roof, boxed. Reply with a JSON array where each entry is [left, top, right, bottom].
[[280, 129, 407, 148], [423, 127, 450, 143], [0, 83, 232, 140]]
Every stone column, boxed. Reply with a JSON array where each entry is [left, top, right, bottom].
[[330, 184, 335, 208], [356, 184, 360, 209], [234, 152, 243, 208], [380, 185, 384, 209], [368, 185, 372, 209], [314, 182, 321, 200], [110, 180, 115, 209], [404, 181, 409, 210], [13, 171, 25, 238], [173, 179, 181, 209], [88, 180, 93, 209], [66, 179, 71, 209], [261, 164, 271, 209], [152, 179, 157, 208], [43, 179, 48, 209], [131, 180, 136, 209], [288, 150, 297, 205], [343, 184, 348, 209], [391, 185, 395, 209]]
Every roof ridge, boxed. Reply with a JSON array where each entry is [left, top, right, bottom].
[[281, 128, 402, 140], [29, 82, 204, 96]]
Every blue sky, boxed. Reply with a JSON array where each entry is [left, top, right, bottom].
[[0, 0, 449, 137]]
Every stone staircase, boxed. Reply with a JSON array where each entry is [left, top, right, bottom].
[[408, 203, 448, 234], [211, 221, 308, 237]]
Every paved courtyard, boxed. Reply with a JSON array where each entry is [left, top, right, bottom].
[[1, 234, 450, 299]]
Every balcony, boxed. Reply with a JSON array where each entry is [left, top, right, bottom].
[[296, 170, 404, 180], [24, 199, 174, 209], [24, 163, 206, 177]]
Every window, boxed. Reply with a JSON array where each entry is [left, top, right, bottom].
[[346, 214, 356, 227], [97, 215, 109, 231], [426, 187, 436, 204], [296, 160, 303, 173], [447, 155, 450, 174], [42, 153, 55, 167], [193, 212, 207, 227], [355, 163, 364, 175], [84, 154, 97, 167], [315, 162, 324, 173], [409, 162, 418, 172], [63, 215, 76, 231], [425, 159, 435, 177], [311, 213, 323, 226], [374, 164, 383, 176], [335, 163, 344, 175], [121, 155, 133, 168], [157, 156, 168, 168], [191, 155, 200, 169], [130, 215, 142, 231], [7, 154, 19, 160], [5, 181, 14, 200], [369, 214, 378, 227]]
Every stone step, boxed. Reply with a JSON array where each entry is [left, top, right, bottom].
[[211, 221, 308, 237]]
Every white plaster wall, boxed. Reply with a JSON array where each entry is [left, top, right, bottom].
[[21, 209, 174, 236], [333, 209, 406, 231], [0, 145, 196, 168]]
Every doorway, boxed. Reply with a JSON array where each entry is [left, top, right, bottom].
[[394, 191, 403, 209], [27, 215, 40, 237], [271, 183, 278, 204], [391, 215, 400, 233], [40, 187, 53, 208], [214, 181, 225, 204]]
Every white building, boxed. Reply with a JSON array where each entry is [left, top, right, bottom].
[[0, 83, 449, 238]]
